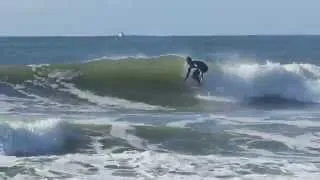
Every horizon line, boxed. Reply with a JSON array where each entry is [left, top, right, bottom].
[[1, 33, 320, 38]]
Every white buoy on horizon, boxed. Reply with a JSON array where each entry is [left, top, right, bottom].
[[118, 32, 125, 38]]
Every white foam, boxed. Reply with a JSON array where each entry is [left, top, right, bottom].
[[0, 132, 319, 179], [47, 69, 82, 81], [71, 115, 121, 125], [231, 129, 320, 153], [205, 61, 320, 103], [0, 96, 21, 114], [84, 54, 186, 63], [84, 54, 150, 62], [166, 114, 207, 127], [110, 123, 146, 150], [0, 81, 112, 114], [196, 94, 237, 103], [20, 150, 318, 180], [74, 116, 150, 151], [58, 82, 172, 111], [207, 110, 320, 129], [11, 83, 60, 106], [27, 64, 50, 72]]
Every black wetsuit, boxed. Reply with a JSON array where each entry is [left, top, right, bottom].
[[185, 60, 208, 84]]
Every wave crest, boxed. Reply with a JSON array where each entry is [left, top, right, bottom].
[[203, 61, 320, 104]]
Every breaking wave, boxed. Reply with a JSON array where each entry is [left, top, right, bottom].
[[200, 60, 320, 105], [1, 55, 320, 108]]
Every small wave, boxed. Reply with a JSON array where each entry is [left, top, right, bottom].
[[0, 118, 91, 157], [0, 118, 66, 156]]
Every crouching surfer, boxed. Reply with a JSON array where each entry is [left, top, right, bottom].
[[184, 56, 208, 85]]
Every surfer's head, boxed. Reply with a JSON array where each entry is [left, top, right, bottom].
[[186, 56, 192, 65]]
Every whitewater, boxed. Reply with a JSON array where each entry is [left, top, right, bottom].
[[0, 36, 320, 179]]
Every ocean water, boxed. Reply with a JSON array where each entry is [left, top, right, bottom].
[[0, 36, 320, 179]]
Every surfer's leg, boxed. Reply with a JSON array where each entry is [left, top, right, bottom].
[[199, 71, 204, 81], [192, 70, 201, 84]]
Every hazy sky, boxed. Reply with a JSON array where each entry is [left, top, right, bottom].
[[0, 0, 319, 36]]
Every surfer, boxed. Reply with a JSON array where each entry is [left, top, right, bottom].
[[184, 56, 208, 84]]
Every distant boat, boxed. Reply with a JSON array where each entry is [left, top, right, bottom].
[[117, 32, 125, 38]]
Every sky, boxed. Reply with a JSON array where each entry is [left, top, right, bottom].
[[0, 0, 319, 36]]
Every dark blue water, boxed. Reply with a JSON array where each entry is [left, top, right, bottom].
[[1, 35, 320, 64]]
